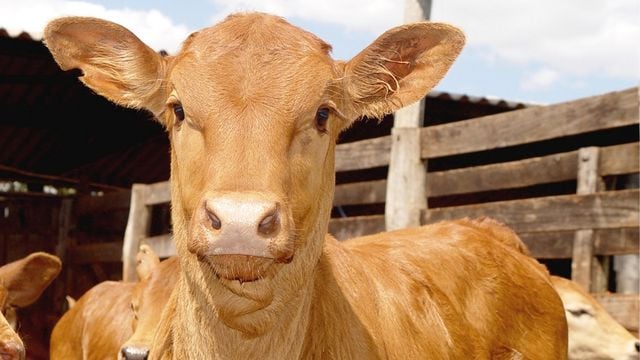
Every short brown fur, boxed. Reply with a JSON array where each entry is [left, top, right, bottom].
[[44, 13, 567, 359]]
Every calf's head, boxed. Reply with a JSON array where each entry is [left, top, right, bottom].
[[121, 254, 178, 360], [551, 276, 639, 360], [0, 252, 61, 360], [44, 13, 463, 286]]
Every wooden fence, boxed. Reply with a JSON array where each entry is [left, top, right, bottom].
[[69, 87, 639, 331]]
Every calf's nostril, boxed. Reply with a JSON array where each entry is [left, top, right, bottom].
[[635, 341, 640, 352], [208, 211, 222, 230], [258, 208, 280, 236]]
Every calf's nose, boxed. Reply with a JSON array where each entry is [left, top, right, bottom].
[[0, 341, 24, 360], [635, 341, 640, 352], [121, 346, 149, 360], [196, 194, 282, 258]]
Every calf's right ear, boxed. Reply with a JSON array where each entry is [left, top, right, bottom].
[[338, 22, 465, 122], [135, 244, 160, 281], [44, 17, 167, 115]]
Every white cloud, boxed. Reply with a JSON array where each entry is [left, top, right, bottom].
[[520, 68, 561, 91], [0, 0, 191, 52], [432, 0, 639, 80], [209, 0, 403, 34]]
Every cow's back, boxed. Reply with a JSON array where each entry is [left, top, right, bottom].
[[50, 281, 135, 360], [316, 221, 567, 359]]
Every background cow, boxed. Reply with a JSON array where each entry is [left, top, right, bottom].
[[0, 252, 61, 360]]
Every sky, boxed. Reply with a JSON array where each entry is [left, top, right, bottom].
[[0, 0, 637, 105]]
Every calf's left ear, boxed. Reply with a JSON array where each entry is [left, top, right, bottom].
[[44, 17, 167, 115], [0, 252, 62, 308], [338, 22, 464, 121]]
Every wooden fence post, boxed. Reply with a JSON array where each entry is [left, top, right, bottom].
[[385, 126, 426, 230], [572, 147, 607, 291], [614, 173, 640, 294], [54, 198, 72, 312], [122, 184, 151, 282], [385, 0, 431, 231]]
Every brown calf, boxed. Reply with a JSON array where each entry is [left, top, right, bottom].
[[121, 256, 179, 360], [465, 217, 639, 360], [44, 13, 567, 359], [50, 281, 136, 360], [551, 276, 640, 360], [0, 252, 61, 360], [126, 221, 637, 360], [50, 244, 161, 360]]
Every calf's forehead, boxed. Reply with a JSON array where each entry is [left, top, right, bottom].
[[167, 14, 336, 121]]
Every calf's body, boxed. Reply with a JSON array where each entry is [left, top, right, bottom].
[[44, 13, 568, 359], [50, 281, 135, 360]]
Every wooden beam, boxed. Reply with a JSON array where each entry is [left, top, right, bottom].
[[593, 293, 640, 332], [385, 128, 426, 230], [328, 215, 385, 241], [122, 184, 151, 281], [600, 142, 639, 176], [519, 228, 639, 259], [428, 150, 577, 197], [67, 241, 123, 263], [144, 181, 171, 206], [334, 180, 386, 206], [421, 88, 638, 158], [335, 136, 391, 172], [404, 0, 431, 22], [572, 147, 602, 291], [53, 199, 73, 315], [427, 142, 638, 197], [75, 190, 131, 216], [144, 234, 176, 259], [422, 189, 640, 233]]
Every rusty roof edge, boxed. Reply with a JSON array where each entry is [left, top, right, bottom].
[[428, 90, 545, 108]]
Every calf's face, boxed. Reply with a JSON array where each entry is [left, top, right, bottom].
[[552, 276, 639, 360], [44, 13, 464, 286]]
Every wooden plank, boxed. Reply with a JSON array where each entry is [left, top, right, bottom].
[[75, 190, 131, 216], [421, 88, 638, 158], [593, 293, 640, 332], [333, 180, 386, 206], [422, 189, 640, 233], [519, 231, 574, 259], [67, 242, 123, 263], [427, 142, 639, 197], [600, 142, 639, 176], [145, 181, 171, 206], [572, 230, 595, 290], [122, 184, 151, 282], [519, 228, 639, 259], [53, 199, 72, 315], [328, 215, 385, 241], [428, 150, 577, 197], [594, 227, 640, 255], [335, 136, 391, 172], [385, 127, 426, 230], [572, 147, 601, 291], [144, 234, 176, 259]]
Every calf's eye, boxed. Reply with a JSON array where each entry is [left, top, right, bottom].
[[567, 308, 592, 317], [315, 107, 330, 133], [173, 103, 185, 122]]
